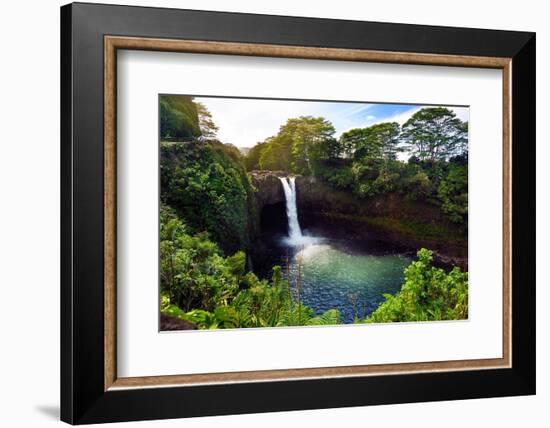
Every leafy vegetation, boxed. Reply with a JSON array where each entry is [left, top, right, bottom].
[[160, 95, 201, 141], [160, 213, 343, 329], [361, 249, 468, 323], [245, 107, 468, 224], [401, 107, 467, 161], [160, 214, 468, 328], [159, 96, 469, 329], [160, 140, 257, 254], [258, 116, 337, 174]]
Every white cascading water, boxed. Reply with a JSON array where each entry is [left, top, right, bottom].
[[279, 177, 304, 245]]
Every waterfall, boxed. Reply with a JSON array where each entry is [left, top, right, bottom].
[[279, 177, 304, 244]]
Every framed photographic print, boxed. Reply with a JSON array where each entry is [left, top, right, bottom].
[[61, 2, 536, 424]]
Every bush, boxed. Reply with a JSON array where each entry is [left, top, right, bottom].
[[363, 248, 468, 323], [161, 140, 257, 254], [160, 214, 342, 329], [402, 171, 433, 200], [438, 163, 468, 223]]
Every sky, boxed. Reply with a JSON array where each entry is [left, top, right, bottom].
[[195, 96, 469, 149]]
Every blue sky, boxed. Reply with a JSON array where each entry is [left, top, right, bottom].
[[196, 96, 469, 149]]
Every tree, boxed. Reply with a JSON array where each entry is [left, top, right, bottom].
[[244, 142, 267, 171], [376, 122, 402, 160], [196, 102, 219, 140], [339, 122, 400, 162], [438, 162, 468, 223], [160, 95, 201, 141], [340, 128, 367, 158], [316, 136, 342, 161], [258, 137, 290, 171], [284, 116, 336, 174], [401, 107, 467, 161], [256, 116, 336, 174]]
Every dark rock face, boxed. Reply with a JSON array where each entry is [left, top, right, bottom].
[[247, 171, 467, 270], [295, 176, 468, 270], [295, 176, 447, 221], [260, 201, 288, 235], [160, 314, 197, 331], [249, 170, 286, 212], [249, 171, 289, 237]]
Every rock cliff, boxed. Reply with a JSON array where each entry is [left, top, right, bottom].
[[248, 170, 286, 212], [248, 171, 467, 269]]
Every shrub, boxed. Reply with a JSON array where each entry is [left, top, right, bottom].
[[160, 214, 342, 329], [363, 248, 468, 323]]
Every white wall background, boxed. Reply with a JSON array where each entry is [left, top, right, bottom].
[[0, 0, 545, 427]]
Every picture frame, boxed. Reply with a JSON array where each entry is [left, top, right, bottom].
[[61, 2, 535, 424]]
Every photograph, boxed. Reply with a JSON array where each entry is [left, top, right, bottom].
[[159, 95, 470, 330]]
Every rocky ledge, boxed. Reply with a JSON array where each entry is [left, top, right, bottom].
[[247, 171, 467, 270], [249, 170, 287, 212]]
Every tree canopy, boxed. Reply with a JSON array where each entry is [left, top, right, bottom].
[[196, 102, 219, 140], [160, 140, 257, 254], [401, 107, 467, 161], [160, 95, 201, 141], [257, 116, 336, 174], [245, 107, 468, 223], [341, 122, 401, 161], [159, 96, 469, 329]]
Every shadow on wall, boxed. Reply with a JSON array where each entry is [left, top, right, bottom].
[[35, 405, 59, 420]]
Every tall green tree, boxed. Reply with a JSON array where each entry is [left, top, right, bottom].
[[256, 116, 337, 174], [340, 122, 400, 161], [284, 116, 336, 174], [401, 107, 467, 161], [244, 142, 267, 171], [196, 102, 219, 140], [258, 136, 291, 171]]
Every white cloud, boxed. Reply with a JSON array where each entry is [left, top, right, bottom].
[[198, 97, 329, 148]]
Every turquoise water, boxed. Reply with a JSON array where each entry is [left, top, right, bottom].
[[285, 242, 412, 323]]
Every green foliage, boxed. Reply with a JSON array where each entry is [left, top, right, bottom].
[[196, 102, 219, 140], [403, 170, 433, 200], [363, 216, 465, 244], [161, 220, 466, 329], [308, 309, 342, 326], [438, 161, 468, 223], [362, 248, 468, 323], [160, 211, 243, 311], [161, 140, 256, 254], [258, 137, 290, 171], [340, 122, 401, 161], [245, 109, 468, 222], [284, 116, 336, 174], [253, 116, 338, 174], [244, 142, 267, 171], [316, 160, 355, 189], [160, 215, 342, 329], [158, 99, 469, 329], [401, 107, 467, 161], [160, 95, 201, 141]]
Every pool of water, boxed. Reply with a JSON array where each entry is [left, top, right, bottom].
[[255, 235, 412, 323]]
